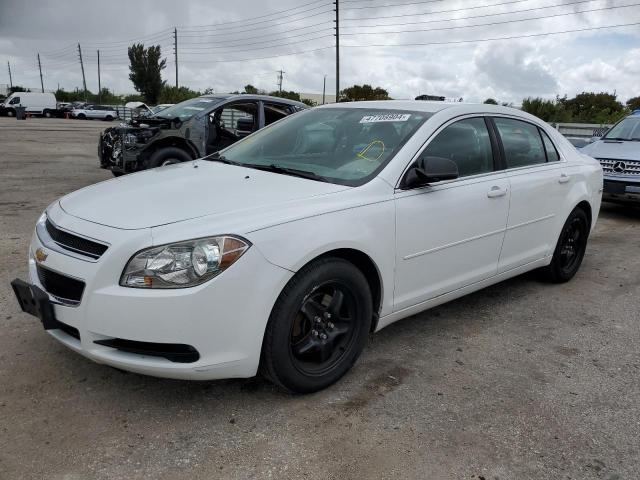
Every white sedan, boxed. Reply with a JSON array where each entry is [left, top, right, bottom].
[[11, 101, 603, 393]]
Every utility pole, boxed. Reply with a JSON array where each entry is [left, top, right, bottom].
[[277, 69, 285, 92], [97, 50, 101, 104], [77, 43, 87, 101], [37, 54, 44, 92], [322, 74, 327, 104], [334, 0, 339, 101], [173, 27, 178, 88], [8, 61, 13, 89]]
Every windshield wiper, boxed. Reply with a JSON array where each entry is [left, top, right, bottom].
[[203, 152, 239, 165], [244, 163, 329, 182]]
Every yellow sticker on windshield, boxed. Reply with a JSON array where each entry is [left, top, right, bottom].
[[357, 140, 385, 162]]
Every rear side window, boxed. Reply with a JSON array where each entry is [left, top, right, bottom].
[[539, 129, 560, 162], [494, 118, 546, 168], [420, 117, 494, 178]]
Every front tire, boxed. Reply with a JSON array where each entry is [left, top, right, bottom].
[[77, 113, 86, 120], [261, 258, 373, 393], [6, 109, 15, 117], [148, 147, 192, 168], [105, 115, 114, 121], [541, 207, 590, 283]]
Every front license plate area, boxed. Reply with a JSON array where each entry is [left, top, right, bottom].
[[11, 279, 58, 330]]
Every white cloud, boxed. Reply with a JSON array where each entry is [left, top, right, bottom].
[[1, 0, 639, 104]]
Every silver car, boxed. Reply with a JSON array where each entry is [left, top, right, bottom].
[[72, 104, 118, 121], [581, 111, 640, 204]]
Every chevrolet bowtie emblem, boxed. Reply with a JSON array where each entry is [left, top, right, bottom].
[[35, 248, 48, 263]]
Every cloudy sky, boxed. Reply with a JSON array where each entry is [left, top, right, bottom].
[[1, 0, 639, 104]]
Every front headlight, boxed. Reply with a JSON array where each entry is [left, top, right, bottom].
[[120, 236, 250, 288]]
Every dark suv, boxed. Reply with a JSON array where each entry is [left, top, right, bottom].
[[98, 94, 307, 176]]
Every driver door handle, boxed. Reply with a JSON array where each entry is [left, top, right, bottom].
[[487, 186, 508, 198]]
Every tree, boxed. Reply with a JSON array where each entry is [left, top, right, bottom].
[[243, 84, 258, 94], [483, 98, 498, 105], [561, 92, 625, 124], [521, 96, 571, 122], [9, 85, 29, 93], [128, 43, 166, 104], [340, 84, 390, 101], [268, 90, 301, 101], [159, 85, 201, 104], [626, 96, 640, 111]]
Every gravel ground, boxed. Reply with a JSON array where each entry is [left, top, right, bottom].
[[0, 117, 639, 480]]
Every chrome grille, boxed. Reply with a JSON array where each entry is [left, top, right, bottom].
[[597, 158, 640, 175]]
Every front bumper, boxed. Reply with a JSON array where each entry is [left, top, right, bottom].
[[602, 175, 640, 203], [15, 204, 293, 380]]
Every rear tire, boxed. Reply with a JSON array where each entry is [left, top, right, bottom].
[[148, 147, 192, 168], [105, 115, 114, 121], [261, 258, 372, 393], [43, 110, 52, 118], [541, 207, 590, 283]]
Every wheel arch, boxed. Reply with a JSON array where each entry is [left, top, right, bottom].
[[142, 136, 199, 161], [574, 199, 592, 228], [297, 248, 383, 332]]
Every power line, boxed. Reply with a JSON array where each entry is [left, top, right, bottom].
[[339, 0, 616, 29], [341, 0, 537, 22], [178, 10, 334, 36], [342, 20, 640, 48], [177, 45, 334, 64], [176, 34, 334, 56], [178, 2, 332, 30], [179, 21, 334, 43], [176, 28, 334, 50], [340, 3, 640, 36]]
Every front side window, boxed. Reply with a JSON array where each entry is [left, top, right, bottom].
[[419, 117, 494, 178], [9, 97, 20, 105], [540, 129, 560, 162], [219, 108, 431, 186], [494, 117, 546, 168], [264, 102, 290, 126]]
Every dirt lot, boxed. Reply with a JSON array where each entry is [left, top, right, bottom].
[[0, 117, 639, 480]]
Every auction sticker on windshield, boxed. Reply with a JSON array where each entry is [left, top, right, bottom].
[[360, 113, 411, 123]]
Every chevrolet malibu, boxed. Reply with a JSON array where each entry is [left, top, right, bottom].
[[12, 101, 603, 393]]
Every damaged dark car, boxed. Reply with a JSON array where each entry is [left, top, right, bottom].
[[98, 94, 307, 176]]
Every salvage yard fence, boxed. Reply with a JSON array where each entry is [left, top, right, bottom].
[[551, 122, 612, 139]]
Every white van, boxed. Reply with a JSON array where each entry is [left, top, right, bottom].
[[2, 92, 57, 117]]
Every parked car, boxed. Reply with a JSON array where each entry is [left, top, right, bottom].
[[11, 102, 602, 393], [98, 94, 306, 176], [1, 92, 57, 117], [565, 136, 592, 149], [581, 111, 640, 204], [72, 104, 118, 121]]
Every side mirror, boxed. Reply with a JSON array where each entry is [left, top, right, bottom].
[[403, 156, 459, 189]]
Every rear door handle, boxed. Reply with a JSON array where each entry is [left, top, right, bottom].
[[487, 186, 508, 198], [559, 173, 570, 184]]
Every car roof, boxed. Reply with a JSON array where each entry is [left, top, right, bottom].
[[201, 94, 307, 107], [317, 100, 521, 115]]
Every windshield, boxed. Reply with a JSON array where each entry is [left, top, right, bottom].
[[156, 97, 223, 120], [219, 107, 431, 186], [603, 116, 640, 141]]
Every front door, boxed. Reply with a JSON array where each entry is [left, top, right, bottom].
[[205, 101, 261, 155], [394, 117, 510, 311]]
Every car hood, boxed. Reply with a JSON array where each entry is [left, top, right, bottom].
[[581, 140, 640, 161], [59, 161, 351, 230]]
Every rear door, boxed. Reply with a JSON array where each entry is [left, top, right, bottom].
[[490, 116, 574, 272], [393, 116, 510, 311]]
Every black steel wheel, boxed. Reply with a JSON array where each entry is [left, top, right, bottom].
[[262, 257, 372, 393], [542, 207, 590, 283]]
